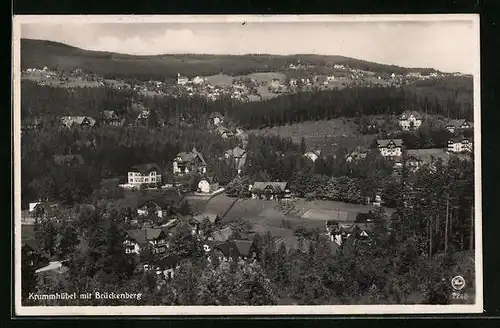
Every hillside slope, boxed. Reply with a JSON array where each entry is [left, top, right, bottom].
[[21, 39, 440, 81]]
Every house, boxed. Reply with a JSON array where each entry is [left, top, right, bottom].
[[326, 75, 336, 83], [405, 149, 451, 172], [249, 182, 290, 200], [363, 121, 379, 133], [197, 177, 220, 194], [128, 163, 162, 187], [215, 126, 233, 139], [377, 139, 403, 159], [289, 78, 298, 87], [448, 137, 473, 153], [303, 150, 321, 162], [172, 147, 207, 175], [156, 254, 182, 279], [123, 228, 168, 255], [191, 213, 221, 234], [445, 119, 473, 133], [177, 73, 189, 85], [136, 109, 151, 126], [326, 220, 373, 246], [136, 199, 165, 218], [209, 112, 224, 126], [209, 227, 233, 242], [22, 238, 46, 269], [399, 111, 422, 131], [35, 261, 68, 275], [29, 202, 60, 220], [192, 76, 205, 85], [225, 146, 247, 174], [102, 110, 125, 126], [60, 116, 96, 128], [270, 78, 281, 89], [53, 154, 85, 166], [345, 147, 368, 162], [213, 240, 257, 262]]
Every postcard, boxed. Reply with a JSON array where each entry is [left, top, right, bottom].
[[12, 14, 482, 316]]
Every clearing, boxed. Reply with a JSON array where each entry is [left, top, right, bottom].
[[248, 118, 377, 153]]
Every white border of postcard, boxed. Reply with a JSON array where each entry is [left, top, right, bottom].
[[12, 14, 483, 316]]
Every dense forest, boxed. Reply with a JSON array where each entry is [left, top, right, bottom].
[[228, 81, 473, 129], [21, 39, 441, 81]]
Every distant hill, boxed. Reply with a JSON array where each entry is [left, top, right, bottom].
[[20, 39, 441, 81]]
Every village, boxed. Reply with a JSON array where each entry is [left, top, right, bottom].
[[21, 103, 474, 281], [21, 61, 460, 103]]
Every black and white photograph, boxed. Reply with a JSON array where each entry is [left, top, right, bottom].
[[13, 15, 482, 315]]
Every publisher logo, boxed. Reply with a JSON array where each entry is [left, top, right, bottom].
[[451, 276, 466, 291]]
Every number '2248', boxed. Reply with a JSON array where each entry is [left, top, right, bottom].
[[452, 292, 468, 300]]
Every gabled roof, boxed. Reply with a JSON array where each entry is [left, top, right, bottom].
[[211, 227, 233, 242], [225, 146, 246, 158], [449, 136, 471, 143], [193, 213, 220, 224], [137, 199, 163, 209], [130, 163, 161, 174], [377, 139, 403, 148], [175, 148, 207, 166], [346, 147, 368, 160], [400, 111, 422, 120], [125, 228, 165, 244], [209, 112, 224, 119], [406, 149, 450, 164], [445, 119, 472, 128], [215, 240, 255, 258], [103, 110, 119, 119], [252, 182, 288, 191], [60, 116, 96, 127]]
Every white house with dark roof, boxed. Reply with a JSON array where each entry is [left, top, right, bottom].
[[377, 139, 403, 158], [249, 181, 290, 200], [60, 116, 96, 128], [303, 149, 321, 162], [197, 177, 220, 194], [445, 119, 473, 133], [123, 228, 168, 255], [399, 111, 422, 131], [172, 147, 207, 175], [405, 148, 451, 172], [127, 163, 162, 187], [448, 136, 473, 153]]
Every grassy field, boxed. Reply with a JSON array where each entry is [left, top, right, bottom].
[[204, 74, 234, 87], [245, 72, 287, 84], [203, 194, 391, 232], [248, 118, 377, 153]]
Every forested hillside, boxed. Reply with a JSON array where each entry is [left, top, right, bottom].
[[228, 80, 473, 129], [21, 39, 440, 81]]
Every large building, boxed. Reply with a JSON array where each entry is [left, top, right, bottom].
[[172, 147, 207, 175], [127, 163, 162, 187], [399, 111, 422, 131], [377, 139, 403, 159]]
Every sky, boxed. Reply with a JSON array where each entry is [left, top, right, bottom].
[[20, 17, 479, 74]]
